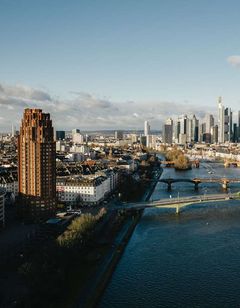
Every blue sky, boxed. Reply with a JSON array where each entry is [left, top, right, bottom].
[[0, 0, 240, 130]]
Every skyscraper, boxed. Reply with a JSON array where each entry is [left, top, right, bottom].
[[224, 107, 232, 142], [11, 124, 16, 137], [192, 114, 199, 142], [217, 97, 225, 143], [173, 120, 180, 143], [233, 123, 238, 143], [212, 125, 218, 143], [144, 121, 150, 136], [205, 114, 214, 134], [163, 118, 173, 144], [199, 122, 206, 142], [18, 109, 56, 221], [178, 115, 190, 143]]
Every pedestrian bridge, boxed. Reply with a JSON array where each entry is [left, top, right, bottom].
[[158, 177, 240, 190], [117, 193, 239, 214]]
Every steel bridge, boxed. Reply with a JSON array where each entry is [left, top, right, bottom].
[[158, 177, 240, 190], [116, 193, 239, 214]]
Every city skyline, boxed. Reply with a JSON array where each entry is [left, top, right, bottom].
[[1, 1, 240, 130], [1, 84, 240, 132], [2, 2, 240, 306]]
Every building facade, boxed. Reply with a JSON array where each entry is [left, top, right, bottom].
[[56, 170, 119, 205], [56, 130, 65, 141], [18, 109, 56, 221], [0, 171, 18, 196], [218, 97, 225, 143], [163, 118, 173, 144], [115, 130, 123, 140], [144, 121, 150, 136]]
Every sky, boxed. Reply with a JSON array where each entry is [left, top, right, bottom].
[[1, 0, 240, 131]]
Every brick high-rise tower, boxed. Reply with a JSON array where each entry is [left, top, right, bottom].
[[18, 108, 56, 221]]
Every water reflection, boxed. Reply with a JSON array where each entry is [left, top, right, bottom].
[[99, 162, 240, 308]]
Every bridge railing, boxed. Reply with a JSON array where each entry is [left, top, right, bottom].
[[151, 193, 231, 204]]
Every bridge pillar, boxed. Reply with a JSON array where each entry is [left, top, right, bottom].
[[176, 203, 180, 214], [167, 182, 172, 191], [194, 182, 199, 191]]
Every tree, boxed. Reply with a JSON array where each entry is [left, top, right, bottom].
[[174, 154, 190, 170]]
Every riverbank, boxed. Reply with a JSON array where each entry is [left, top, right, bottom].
[[76, 166, 163, 308]]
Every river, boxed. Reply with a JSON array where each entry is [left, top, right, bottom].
[[99, 161, 240, 307]]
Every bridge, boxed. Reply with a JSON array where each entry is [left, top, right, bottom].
[[158, 177, 240, 190], [116, 193, 239, 214]]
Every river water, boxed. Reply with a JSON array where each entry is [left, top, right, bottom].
[[99, 161, 240, 307]]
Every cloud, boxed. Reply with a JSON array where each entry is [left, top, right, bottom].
[[227, 55, 240, 68], [70, 92, 114, 109], [0, 83, 52, 101], [0, 82, 213, 131]]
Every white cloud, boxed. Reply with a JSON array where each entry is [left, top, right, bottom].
[[0, 83, 52, 101], [0, 82, 213, 131], [227, 55, 240, 68]]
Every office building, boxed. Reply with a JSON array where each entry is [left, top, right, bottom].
[[203, 133, 211, 143], [211, 125, 218, 143], [198, 122, 206, 142], [144, 121, 150, 136], [233, 123, 238, 143], [186, 117, 193, 142], [224, 107, 232, 142], [192, 114, 199, 142], [130, 134, 138, 143], [146, 135, 158, 148], [179, 133, 187, 144], [205, 114, 214, 134], [179, 115, 187, 135], [140, 135, 147, 147], [178, 115, 193, 142], [115, 130, 123, 140], [72, 132, 84, 144], [56, 130, 65, 140], [173, 120, 180, 143], [11, 124, 16, 138], [72, 128, 80, 135], [218, 97, 225, 143], [163, 118, 173, 144], [18, 109, 56, 221]]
